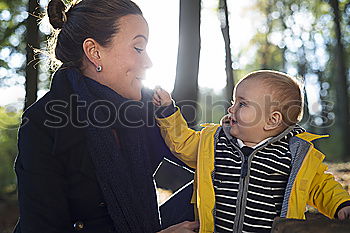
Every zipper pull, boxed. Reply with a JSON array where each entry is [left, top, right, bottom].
[[241, 155, 248, 178], [240, 146, 253, 178]]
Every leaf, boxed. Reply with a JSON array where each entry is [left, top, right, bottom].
[[0, 2, 9, 10]]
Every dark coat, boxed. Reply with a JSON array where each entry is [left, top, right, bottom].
[[13, 75, 193, 233]]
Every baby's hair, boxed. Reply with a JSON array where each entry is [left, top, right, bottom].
[[239, 70, 304, 127]]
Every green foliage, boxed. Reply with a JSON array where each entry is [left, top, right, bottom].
[[0, 0, 27, 50], [0, 0, 29, 86], [0, 107, 21, 199], [0, 1, 8, 10]]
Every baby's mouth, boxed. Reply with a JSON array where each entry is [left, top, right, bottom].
[[230, 117, 237, 126]]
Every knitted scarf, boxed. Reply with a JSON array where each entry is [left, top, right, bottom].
[[55, 67, 161, 233]]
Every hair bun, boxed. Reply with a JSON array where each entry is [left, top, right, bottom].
[[48, 0, 67, 29]]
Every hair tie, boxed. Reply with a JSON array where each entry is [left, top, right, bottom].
[[62, 11, 67, 23]]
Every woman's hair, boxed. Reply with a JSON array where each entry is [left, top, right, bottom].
[[239, 70, 304, 127], [47, 0, 142, 69]]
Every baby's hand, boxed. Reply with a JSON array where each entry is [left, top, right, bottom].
[[338, 206, 350, 220], [220, 114, 231, 125], [153, 87, 173, 107]]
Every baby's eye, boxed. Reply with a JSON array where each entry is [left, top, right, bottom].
[[134, 47, 144, 54], [239, 102, 247, 107]]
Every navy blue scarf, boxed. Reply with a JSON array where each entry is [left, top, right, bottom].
[[57, 67, 161, 233]]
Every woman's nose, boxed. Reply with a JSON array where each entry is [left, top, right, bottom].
[[144, 52, 153, 69]]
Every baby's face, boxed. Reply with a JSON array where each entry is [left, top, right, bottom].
[[227, 79, 276, 146]]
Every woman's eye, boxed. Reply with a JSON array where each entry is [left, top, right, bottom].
[[134, 47, 144, 54]]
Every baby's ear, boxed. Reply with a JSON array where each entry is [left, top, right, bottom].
[[264, 111, 283, 131]]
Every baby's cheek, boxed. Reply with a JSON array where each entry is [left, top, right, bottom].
[[239, 114, 255, 126], [229, 127, 237, 137], [246, 110, 262, 126]]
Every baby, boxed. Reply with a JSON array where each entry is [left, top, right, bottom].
[[153, 70, 350, 233]]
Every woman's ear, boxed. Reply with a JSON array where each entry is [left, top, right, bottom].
[[264, 111, 283, 131], [82, 38, 101, 68]]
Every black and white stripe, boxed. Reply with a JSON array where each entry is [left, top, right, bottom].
[[213, 127, 304, 232]]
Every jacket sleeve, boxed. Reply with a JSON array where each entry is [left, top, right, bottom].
[[307, 161, 350, 219], [156, 108, 201, 168], [15, 111, 74, 233]]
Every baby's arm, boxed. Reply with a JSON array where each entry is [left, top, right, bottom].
[[307, 162, 350, 219], [152, 88, 201, 168]]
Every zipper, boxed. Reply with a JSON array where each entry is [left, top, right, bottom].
[[234, 176, 246, 232], [229, 130, 295, 232], [231, 144, 251, 233]]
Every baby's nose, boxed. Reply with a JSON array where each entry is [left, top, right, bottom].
[[227, 105, 234, 114]]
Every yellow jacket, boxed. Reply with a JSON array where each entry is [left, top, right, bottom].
[[157, 109, 350, 233]]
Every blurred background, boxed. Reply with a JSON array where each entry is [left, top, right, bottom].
[[1, 0, 350, 232]]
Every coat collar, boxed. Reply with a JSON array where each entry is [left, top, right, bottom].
[[295, 131, 329, 142]]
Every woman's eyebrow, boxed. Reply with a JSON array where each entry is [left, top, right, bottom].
[[133, 34, 148, 42]]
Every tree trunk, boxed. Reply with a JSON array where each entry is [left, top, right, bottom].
[[261, 0, 272, 69], [219, 0, 235, 109], [24, 0, 40, 110], [172, 0, 201, 128], [297, 55, 312, 130], [329, 0, 350, 161], [279, 1, 290, 73], [272, 215, 350, 233]]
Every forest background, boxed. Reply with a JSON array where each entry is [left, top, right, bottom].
[[0, 0, 350, 232]]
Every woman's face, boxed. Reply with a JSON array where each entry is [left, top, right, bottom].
[[98, 14, 152, 100]]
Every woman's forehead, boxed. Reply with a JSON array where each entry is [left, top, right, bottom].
[[114, 14, 149, 40]]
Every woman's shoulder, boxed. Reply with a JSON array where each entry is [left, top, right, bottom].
[[23, 90, 53, 116], [22, 90, 65, 132], [20, 90, 55, 134], [20, 87, 85, 153], [24, 68, 77, 117], [23, 70, 77, 125]]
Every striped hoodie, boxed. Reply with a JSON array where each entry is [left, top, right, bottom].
[[214, 126, 304, 232]]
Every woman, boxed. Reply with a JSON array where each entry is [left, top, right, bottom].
[[14, 0, 198, 232]]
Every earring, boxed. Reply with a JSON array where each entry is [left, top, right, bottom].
[[96, 65, 102, 72]]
